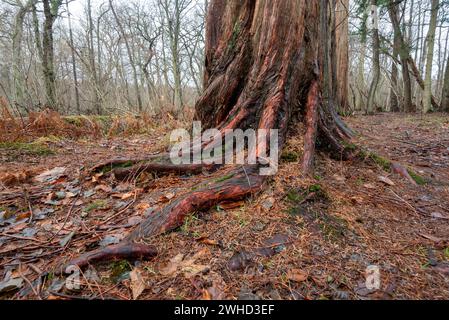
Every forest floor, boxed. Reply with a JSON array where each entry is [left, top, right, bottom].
[[0, 113, 448, 300]]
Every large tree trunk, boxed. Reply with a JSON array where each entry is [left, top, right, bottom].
[[64, 0, 353, 269]]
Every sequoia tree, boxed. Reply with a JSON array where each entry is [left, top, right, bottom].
[[63, 0, 354, 269]]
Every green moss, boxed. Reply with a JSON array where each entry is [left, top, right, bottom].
[[342, 141, 358, 152], [228, 22, 241, 52], [370, 153, 391, 171], [99, 160, 135, 174], [308, 184, 322, 193], [0, 142, 54, 156], [281, 151, 299, 163], [215, 173, 235, 183], [286, 190, 303, 203], [358, 149, 391, 171], [33, 135, 61, 144], [287, 206, 302, 217], [85, 200, 107, 212], [407, 169, 427, 186], [64, 116, 84, 127], [109, 260, 132, 283], [317, 214, 349, 242]]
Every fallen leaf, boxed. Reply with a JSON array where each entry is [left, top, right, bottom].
[[378, 176, 395, 186], [0, 170, 36, 186], [420, 233, 445, 243], [164, 192, 175, 200], [195, 236, 219, 246], [129, 268, 146, 300], [160, 249, 209, 278], [91, 173, 104, 183], [34, 167, 66, 183], [160, 253, 185, 276], [0, 278, 24, 293], [227, 251, 253, 271], [286, 269, 308, 283], [136, 202, 151, 211], [363, 183, 376, 190], [59, 231, 75, 247], [431, 212, 448, 220], [261, 197, 275, 210], [127, 216, 143, 226], [99, 235, 122, 247], [333, 175, 346, 182], [95, 184, 112, 193]]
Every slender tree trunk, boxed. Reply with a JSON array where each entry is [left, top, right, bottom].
[[335, 0, 350, 113], [66, 0, 80, 114], [389, 1, 413, 112], [422, 0, 439, 114], [442, 55, 449, 112], [87, 0, 102, 114], [42, 0, 59, 109], [367, 1, 380, 114], [110, 0, 143, 112], [390, 31, 400, 112], [12, 5, 28, 107]]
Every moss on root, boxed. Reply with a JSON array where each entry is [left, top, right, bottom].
[[357, 148, 428, 185], [407, 169, 428, 186], [99, 161, 135, 174]]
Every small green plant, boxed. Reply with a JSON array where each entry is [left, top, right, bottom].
[[308, 184, 322, 193], [444, 247, 449, 260], [109, 260, 132, 283], [233, 210, 249, 228], [281, 151, 299, 163], [85, 200, 107, 212], [181, 214, 199, 234]]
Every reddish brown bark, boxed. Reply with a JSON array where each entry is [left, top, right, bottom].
[[63, 243, 157, 272], [302, 80, 320, 175], [64, 0, 353, 270]]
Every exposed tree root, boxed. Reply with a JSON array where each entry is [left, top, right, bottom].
[[391, 162, 419, 186], [126, 165, 265, 241], [62, 243, 157, 273], [63, 166, 265, 269]]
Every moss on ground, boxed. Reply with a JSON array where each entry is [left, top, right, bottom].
[[0, 141, 54, 156], [281, 151, 300, 163]]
